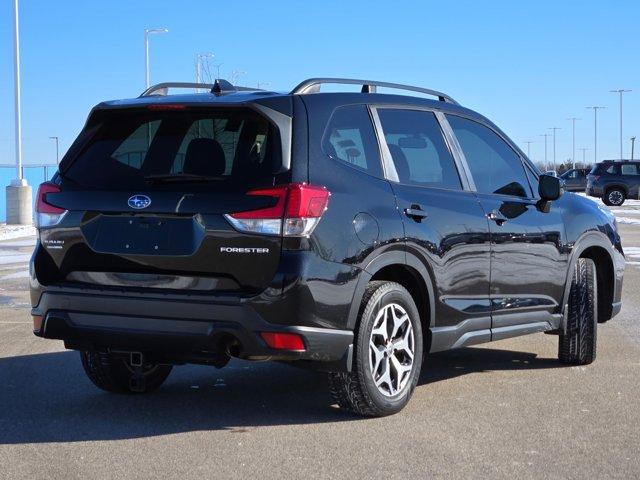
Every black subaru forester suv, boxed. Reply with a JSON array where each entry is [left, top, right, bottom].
[[31, 78, 625, 416]]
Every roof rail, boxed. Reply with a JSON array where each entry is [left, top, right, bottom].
[[290, 78, 459, 105], [140, 79, 248, 97]]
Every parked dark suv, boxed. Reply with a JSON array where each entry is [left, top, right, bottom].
[[31, 78, 624, 416], [587, 160, 640, 205]]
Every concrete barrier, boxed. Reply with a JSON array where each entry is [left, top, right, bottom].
[[6, 182, 32, 225]]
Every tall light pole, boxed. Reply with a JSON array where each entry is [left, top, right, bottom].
[[548, 127, 561, 171], [144, 28, 168, 89], [6, 0, 31, 225], [586, 106, 605, 164], [195, 53, 214, 89], [12, 0, 23, 184], [540, 133, 550, 171], [632, 137, 636, 161], [610, 89, 631, 160], [523, 140, 533, 159], [579, 147, 588, 167], [567, 117, 579, 169], [213, 63, 224, 80], [49, 136, 59, 164]]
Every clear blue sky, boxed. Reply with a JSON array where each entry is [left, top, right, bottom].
[[1, 0, 639, 170]]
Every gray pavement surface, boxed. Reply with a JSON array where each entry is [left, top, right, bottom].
[[1, 201, 639, 479]]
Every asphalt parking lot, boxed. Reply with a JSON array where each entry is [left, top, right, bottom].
[[1, 196, 639, 479]]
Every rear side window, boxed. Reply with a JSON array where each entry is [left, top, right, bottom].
[[62, 108, 278, 190], [621, 164, 640, 175], [447, 115, 532, 198], [592, 163, 618, 175], [321, 105, 383, 177], [377, 109, 461, 189]]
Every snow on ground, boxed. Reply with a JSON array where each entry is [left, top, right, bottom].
[[0, 223, 36, 241]]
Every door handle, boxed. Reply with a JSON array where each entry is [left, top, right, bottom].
[[404, 205, 428, 221], [488, 210, 508, 226]]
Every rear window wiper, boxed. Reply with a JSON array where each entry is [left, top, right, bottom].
[[144, 173, 226, 184]]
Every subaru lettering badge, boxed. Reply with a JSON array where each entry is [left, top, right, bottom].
[[128, 194, 152, 210]]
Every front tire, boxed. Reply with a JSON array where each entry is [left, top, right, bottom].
[[603, 188, 625, 206], [559, 258, 598, 365], [329, 281, 423, 417], [80, 350, 172, 393]]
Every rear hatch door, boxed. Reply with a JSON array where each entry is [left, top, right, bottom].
[[41, 105, 291, 294]]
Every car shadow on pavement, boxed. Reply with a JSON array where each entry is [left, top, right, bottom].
[[0, 346, 561, 444]]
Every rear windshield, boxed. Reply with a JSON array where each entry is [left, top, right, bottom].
[[61, 107, 282, 189]]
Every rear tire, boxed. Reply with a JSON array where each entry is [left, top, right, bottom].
[[328, 281, 423, 417], [603, 188, 625, 206], [80, 350, 172, 393], [559, 258, 598, 365]]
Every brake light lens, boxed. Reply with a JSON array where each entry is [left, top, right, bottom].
[[225, 183, 330, 236], [260, 332, 306, 351], [35, 182, 67, 228]]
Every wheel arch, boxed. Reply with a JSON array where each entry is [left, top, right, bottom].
[[562, 232, 615, 327], [347, 251, 436, 335], [604, 183, 628, 195]]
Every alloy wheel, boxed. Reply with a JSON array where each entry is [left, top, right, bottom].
[[368, 303, 415, 397]]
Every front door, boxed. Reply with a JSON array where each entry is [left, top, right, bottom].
[[445, 114, 568, 337]]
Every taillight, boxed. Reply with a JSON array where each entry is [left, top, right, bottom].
[[35, 182, 67, 228], [260, 332, 306, 351], [225, 183, 330, 236]]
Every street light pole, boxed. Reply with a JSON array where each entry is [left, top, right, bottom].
[[632, 137, 636, 161], [586, 106, 605, 164], [49, 136, 59, 164], [12, 0, 23, 183], [6, 0, 31, 225], [610, 89, 631, 160], [195, 53, 214, 89], [144, 28, 168, 89], [567, 117, 579, 169], [548, 127, 561, 171], [523, 141, 533, 159], [579, 147, 588, 167], [540, 133, 550, 171]]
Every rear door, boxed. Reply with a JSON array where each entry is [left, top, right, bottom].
[[619, 163, 640, 199], [40, 105, 292, 294], [372, 106, 492, 346], [445, 114, 568, 336]]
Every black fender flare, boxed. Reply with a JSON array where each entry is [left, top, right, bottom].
[[346, 250, 436, 330], [560, 231, 615, 329]]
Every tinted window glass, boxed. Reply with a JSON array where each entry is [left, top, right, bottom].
[[322, 105, 382, 177], [63, 108, 278, 190], [621, 164, 639, 175], [606, 164, 617, 174], [377, 109, 461, 189], [447, 115, 531, 197]]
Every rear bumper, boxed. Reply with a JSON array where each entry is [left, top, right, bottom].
[[32, 288, 353, 371]]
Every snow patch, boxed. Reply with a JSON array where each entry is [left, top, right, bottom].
[[0, 224, 36, 241]]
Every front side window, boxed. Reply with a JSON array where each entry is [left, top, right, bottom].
[[377, 109, 461, 189], [447, 115, 531, 198], [321, 105, 382, 177]]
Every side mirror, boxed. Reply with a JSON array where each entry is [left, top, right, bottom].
[[538, 174, 563, 201]]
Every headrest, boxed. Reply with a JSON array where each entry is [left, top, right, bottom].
[[182, 138, 226, 176]]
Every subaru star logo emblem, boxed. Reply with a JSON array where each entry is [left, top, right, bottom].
[[128, 194, 151, 209]]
